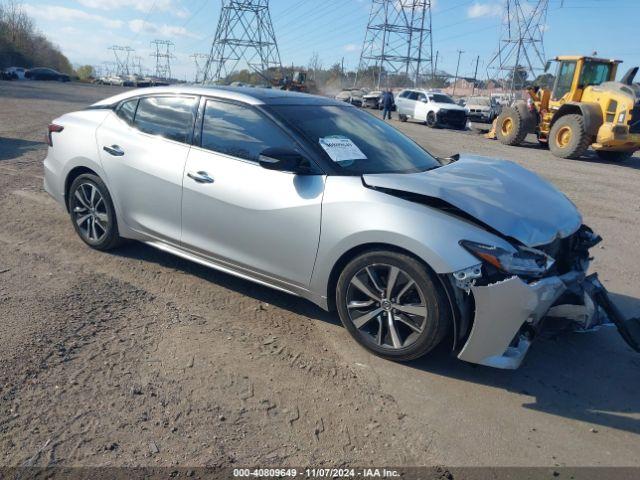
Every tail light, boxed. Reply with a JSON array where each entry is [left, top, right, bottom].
[[46, 123, 64, 147]]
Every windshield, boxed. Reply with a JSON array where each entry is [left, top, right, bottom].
[[430, 94, 455, 104], [268, 105, 440, 174]]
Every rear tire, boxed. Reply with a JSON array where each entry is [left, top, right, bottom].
[[68, 174, 123, 251], [595, 150, 634, 162], [495, 106, 531, 146], [399, 114, 408, 122], [549, 114, 590, 159], [335, 250, 450, 362]]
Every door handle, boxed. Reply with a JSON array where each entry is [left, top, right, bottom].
[[103, 145, 125, 156], [187, 171, 214, 184]]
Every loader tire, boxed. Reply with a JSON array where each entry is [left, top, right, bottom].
[[495, 106, 530, 146], [549, 114, 590, 159]]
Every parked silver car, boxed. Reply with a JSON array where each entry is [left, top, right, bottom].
[[43, 86, 640, 369]]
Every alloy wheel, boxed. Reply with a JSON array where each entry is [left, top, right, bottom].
[[345, 263, 428, 350], [72, 182, 109, 242]]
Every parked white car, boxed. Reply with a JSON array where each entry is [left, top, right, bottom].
[[396, 89, 467, 129]]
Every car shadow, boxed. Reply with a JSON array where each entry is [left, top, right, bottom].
[[405, 291, 640, 435], [0, 137, 44, 161], [112, 241, 639, 435], [111, 241, 339, 325], [477, 132, 640, 169], [577, 150, 640, 170]]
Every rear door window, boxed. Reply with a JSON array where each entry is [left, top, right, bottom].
[[133, 96, 198, 143]]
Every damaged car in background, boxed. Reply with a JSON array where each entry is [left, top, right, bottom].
[[43, 86, 640, 370]]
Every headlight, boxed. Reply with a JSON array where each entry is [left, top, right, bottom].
[[460, 240, 554, 278], [618, 111, 627, 123]]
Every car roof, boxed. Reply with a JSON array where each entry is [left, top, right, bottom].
[[401, 89, 449, 95], [92, 84, 349, 108]]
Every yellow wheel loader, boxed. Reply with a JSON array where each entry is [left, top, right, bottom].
[[489, 56, 640, 160]]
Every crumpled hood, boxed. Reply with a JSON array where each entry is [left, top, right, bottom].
[[363, 155, 582, 247]]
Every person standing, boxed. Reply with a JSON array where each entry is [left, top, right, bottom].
[[381, 89, 394, 121]]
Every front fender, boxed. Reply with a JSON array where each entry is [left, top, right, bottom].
[[553, 102, 602, 137], [310, 176, 514, 302]]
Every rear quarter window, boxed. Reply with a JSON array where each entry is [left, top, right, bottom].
[[116, 99, 138, 125], [133, 96, 197, 143]]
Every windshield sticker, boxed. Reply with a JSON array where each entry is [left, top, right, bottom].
[[319, 136, 367, 165]]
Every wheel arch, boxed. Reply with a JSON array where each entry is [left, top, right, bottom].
[[64, 166, 99, 212], [325, 241, 460, 352], [551, 102, 602, 137], [325, 242, 450, 312]]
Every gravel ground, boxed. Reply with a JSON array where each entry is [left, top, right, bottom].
[[0, 81, 639, 469]]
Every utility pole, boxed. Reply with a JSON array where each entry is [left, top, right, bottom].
[[341, 57, 344, 89], [432, 50, 439, 85], [203, 0, 282, 84], [472, 55, 480, 95], [355, 0, 433, 89], [452, 49, 464, 97]]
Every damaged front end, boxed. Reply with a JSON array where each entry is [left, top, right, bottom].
[[447, 225, 640, 369]]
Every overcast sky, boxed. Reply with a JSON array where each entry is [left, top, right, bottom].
[[20, 0, 640, 80]]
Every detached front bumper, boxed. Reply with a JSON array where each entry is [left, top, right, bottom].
[[455, 271, 640, 369]]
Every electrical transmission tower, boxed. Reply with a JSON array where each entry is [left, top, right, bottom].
[[202, 0, 282, 84], [109, 46, 134, 76], [486, 0, 549, 93], [132, 56, 144, 76], [151, 40, 174, 80], [355, 0, 433, 89], [101, 61, 116, 77], [191, 53, 210, 83]]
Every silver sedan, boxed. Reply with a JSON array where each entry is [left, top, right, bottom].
[[43, 86, 640, 369]]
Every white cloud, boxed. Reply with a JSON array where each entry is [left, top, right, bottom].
[[467, 2, 502, 19], [22, 5, 123, 29], [343, 43, 359, 53], [128, 19, 198, 39], [78, 0, 170, 12]]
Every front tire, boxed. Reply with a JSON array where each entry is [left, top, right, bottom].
[[426, 111, 437, 128], [549, 114, 590, 159], [495, 106, 531, 146], [335, 250, 449, 362], [68, 174, 123, 251]]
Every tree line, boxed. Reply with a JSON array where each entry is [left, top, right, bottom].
[[0, 0, 73, 74]]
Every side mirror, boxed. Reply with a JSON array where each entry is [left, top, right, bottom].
[[258, 147, 312, 174], [420, 98, 428, 103]]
